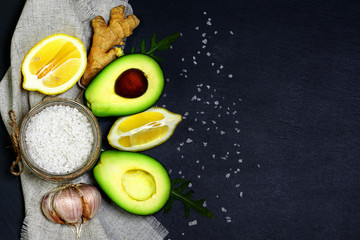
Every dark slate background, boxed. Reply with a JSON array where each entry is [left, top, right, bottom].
[[1, 0, 360, 239]]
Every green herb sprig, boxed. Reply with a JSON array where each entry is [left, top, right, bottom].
[[164, 178, 214, 219], [129, 32, 180, 61]]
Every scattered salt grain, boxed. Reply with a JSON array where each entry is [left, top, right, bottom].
[[203, 142, 208, 147], [225, 173, 231, 178], [221, 207, 227, 212], [228, 74, 233, 78], [186, 138, 193, 143], [230, 30, 234, 35], [202, 39, 208, 45], [195, 26, 199, 30], [239, 192, 243, 198], [188, 220, 198, 226]]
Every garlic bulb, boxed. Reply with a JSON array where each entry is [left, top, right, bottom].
[[41, 183, 101, 236]]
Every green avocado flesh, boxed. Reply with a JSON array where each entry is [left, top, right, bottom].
[[93, 150, 171, 215], [85, 54, 164, 117]]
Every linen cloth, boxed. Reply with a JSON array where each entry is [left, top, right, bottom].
[[0, 0, 168, 239]]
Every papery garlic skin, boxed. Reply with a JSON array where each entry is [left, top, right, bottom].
[[52, 186, 83, 224], [76, 183, 102, 222], [41, 191, 64, 224]]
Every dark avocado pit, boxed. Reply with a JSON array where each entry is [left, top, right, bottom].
[[114, 68, 148, 98]]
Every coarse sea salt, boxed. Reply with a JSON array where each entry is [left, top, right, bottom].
[[25, 105, 94, 174]]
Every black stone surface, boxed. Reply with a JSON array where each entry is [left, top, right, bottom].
[[1, 0, 360, 239]]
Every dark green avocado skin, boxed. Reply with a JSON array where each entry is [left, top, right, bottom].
[[85, 54, 164, 117]]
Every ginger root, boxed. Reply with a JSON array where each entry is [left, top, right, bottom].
[[80, 5, 140, 87]]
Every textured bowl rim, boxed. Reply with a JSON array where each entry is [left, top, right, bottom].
[[19, 98, 101, 183]]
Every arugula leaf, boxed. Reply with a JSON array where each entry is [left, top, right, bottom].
[[164, 178, 214, 219], [129, 32, 180, 61]]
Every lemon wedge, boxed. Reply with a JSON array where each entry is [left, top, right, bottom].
[[108, 107, 182, 151], [21, 33, 87, 95]]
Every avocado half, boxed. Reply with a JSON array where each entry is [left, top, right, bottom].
[[93, 150, 171, 215], [85, 54, 164, 117]]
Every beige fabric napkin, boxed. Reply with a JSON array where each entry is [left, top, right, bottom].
[[0, 0, 168, 239]]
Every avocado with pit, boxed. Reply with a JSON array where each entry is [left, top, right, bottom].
[[85, 54, 164, 117], [93, 150, 171, 215]]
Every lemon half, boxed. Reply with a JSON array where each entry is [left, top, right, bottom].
[[21, 33, 87, 95], [108, 107, 182, 151]]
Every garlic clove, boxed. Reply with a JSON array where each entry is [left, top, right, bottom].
[[76, 183, 102, 222], [41, 191, 65, 224], [53, 186, 83, 225]]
